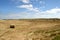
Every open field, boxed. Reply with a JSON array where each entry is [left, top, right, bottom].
[[0, 19, 60, 40]]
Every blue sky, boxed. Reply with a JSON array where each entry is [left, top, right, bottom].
[[0, 0, 60, 19]]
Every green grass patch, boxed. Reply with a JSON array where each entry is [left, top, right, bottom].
[[52, 35, 60, 40]]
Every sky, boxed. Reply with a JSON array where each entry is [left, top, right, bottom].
[[0, 0, 60, 19]]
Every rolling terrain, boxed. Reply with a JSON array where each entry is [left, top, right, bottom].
[[0, 19, 60, 40]]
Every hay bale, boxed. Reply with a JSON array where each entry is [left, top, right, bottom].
[[10, 24, 15, 28]]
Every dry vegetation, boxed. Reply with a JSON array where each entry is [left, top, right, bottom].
[[0, 19, 60, 40]]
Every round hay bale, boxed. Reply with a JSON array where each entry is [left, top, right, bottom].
[[10, 24, 15, 28]]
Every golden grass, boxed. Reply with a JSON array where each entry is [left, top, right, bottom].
[[0, 19, 60, 40]]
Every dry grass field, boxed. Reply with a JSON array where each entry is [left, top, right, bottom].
[[0, 19, 60, 40]]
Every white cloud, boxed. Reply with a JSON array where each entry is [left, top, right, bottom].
[[10, 0, 30, 3], [0, 12, 36, 19], [0, 8, 60, 19], [17, 4, 40, 12], [17, 4, 33, 9], [42, 8, 60, 14], [21, 0, 29, 3]]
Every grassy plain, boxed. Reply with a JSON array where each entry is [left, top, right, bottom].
[[0, 19, 60, 40]]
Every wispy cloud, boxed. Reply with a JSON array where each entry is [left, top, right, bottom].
[[0, 8, 60, 19], [21, 0, 30, 3], [10, 0, 30, 3], [0, 0, 60, 19], [17, 4, 33, 10], [42, 8, 60, 14], [17, 4, 40, 12]]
